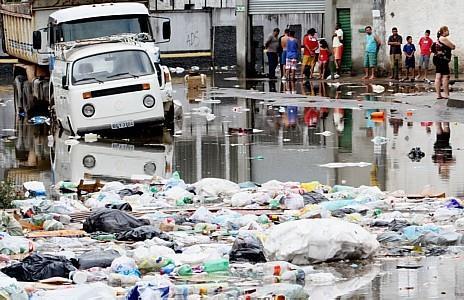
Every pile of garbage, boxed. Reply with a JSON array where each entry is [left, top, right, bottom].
[[0, 173, 463, 298]]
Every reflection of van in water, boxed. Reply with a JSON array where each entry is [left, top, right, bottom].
[[53, 42, 167, 135], [52, 136, 173, 183]]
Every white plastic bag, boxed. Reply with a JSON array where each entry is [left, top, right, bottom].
[[231, 191, 253, 207], [192, 178, 240, 197], [264, 219, 379, 263], [284, 193, 304, 210]]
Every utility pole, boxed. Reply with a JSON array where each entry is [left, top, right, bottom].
[[373, 0, 386, 73], [236, 0, 248, 78]]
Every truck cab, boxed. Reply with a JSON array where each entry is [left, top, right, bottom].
[[53, 40, 166, 135]]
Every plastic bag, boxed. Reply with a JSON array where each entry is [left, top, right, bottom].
[[126, 278, 170, 300], [115, 226, 170, 242], [0, 212, 23, 236], [1, 254, 76, 281], [413, 231, 463, 246], [302, 192, 328, 205], [83, 209, 149, 233], [0, 272, 28, 300], [76, 249, 121, 269], [229, 233, 266, 263], [0, 233, 33, 255], [264, 219, 379, 263], [230, 191, 253, 207], [105, 203, 132, 211], [284, 193, 304, 210], [190, 207, 214, 223], [31, 282, 115, 300], [43, 219, 64, 231], [111, 256, 141, 277], [192, 178, 240, 197], [252, 283, 309, 299]]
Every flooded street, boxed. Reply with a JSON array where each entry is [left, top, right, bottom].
[[3, 71, 464, 298]]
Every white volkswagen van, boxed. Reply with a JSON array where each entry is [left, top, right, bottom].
[[52, 41, 166, 135]]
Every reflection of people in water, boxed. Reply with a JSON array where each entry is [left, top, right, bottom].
[[304, 107, 319, 128], [432, 122, 455, 179], [389, 118, 403, 136]]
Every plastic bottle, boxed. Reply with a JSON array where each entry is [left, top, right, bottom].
[[203, 259, 229, 273], [160, 263, 175, 275], [281, 269, 306, 284], [177, 264, 193, 276]]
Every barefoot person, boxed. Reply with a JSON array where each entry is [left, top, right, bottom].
[[363, 26, 382, 80], [433, 26, 455, 99]]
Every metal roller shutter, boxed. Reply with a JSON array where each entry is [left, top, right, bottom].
[[337, 8, 352, 72], [248, 0, 325, 15]]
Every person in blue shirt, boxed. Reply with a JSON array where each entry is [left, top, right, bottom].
[[285, 30, 299, 81], [403, 36, 416, 81], [363, 26, 382, 80]]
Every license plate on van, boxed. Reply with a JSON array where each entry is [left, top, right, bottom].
[[111, 120, 134, 129]]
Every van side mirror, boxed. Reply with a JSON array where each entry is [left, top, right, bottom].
[[33, 31, 42, 50], [62, 75, 68, 89], [162, 21, 171, 41]]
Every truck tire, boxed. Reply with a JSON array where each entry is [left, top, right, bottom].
[[13, 75, 25, 117], [21, 80, 33, 117]]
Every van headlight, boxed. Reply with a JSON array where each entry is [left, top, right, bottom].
[[144, 162, 156, 175], [83, 155, 96, 168], [143, 95, 155, 108], [82, 104, 95, 117]]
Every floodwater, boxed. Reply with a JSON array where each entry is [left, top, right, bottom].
[[2, 72, 464, 298]]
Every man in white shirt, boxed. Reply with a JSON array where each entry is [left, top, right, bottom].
[[332, 23, 344, 78]]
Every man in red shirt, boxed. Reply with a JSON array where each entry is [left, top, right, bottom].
[[417, 30, 433, 80], [301, 28, 319, 79]]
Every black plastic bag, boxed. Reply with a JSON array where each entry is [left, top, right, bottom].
[[115, 225, 171, 242], [229, 233, 266, 263], [1, 254, 76, 281], [105, 203, 133, 211], [83, 209, 149, 233], [302, 192, 328, 205], [75, 249, 121, 269]]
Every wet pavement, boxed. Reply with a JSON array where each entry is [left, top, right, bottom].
[[3, 72, 464, 298]]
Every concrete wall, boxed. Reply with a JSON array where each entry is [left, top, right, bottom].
[[152, 11, 211, 52], [334, 0, 373, 71], [385, 0, 464, 71]]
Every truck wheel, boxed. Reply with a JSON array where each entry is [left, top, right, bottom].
[[21, 80, 33, 118], [13, 75, 25, 118]]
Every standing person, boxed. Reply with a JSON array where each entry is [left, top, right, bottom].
[[285, 30, 299, 81], [332, 22, 343, 78], [318, 39, 330, 79], [363, 26, 382, 80], [403, 36, 416, 81], [265, 28, 280, 79], [388, 27, 403, 79], [279, 29, 289, 80], [433, 26, 455, 99], [301, 28, 319, 79], [417, 30, 433, 80]]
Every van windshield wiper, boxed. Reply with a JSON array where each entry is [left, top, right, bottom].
[[74, 77, 104, 83], [106, 72, 139, 79]]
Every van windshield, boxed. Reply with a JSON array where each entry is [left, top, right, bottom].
[[72, 50, 154, 85], [55, 15, 151, 43]]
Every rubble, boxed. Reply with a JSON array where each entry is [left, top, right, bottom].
[[1, 172, 464, 298]]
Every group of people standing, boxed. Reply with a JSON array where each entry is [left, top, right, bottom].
[[264, 23, 345, 81], [364, 25, 456, 99]]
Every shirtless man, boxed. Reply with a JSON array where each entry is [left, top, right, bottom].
[[279, 29, 289, 80]]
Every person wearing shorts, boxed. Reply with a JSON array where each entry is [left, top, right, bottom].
[[302, 28, 319, 79], [332, 23, 344, 77], [279, 29, 289, 79], [363, 26, 381, 80], [403, 36, 416, 81], [388, 27, 403, 79], [285, 31, 299, 81], [418, 30, 433, 80]]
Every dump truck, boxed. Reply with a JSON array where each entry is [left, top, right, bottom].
[[0, 0, 173, 129]]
